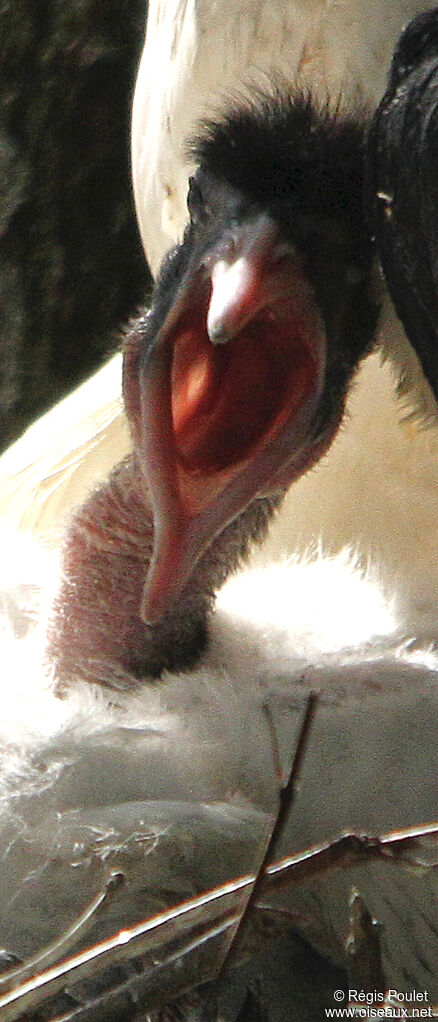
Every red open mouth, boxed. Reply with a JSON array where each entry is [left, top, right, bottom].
[[171, 302, 315, 479], [125, 252, 327, 623]]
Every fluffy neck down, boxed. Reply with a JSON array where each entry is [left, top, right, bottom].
[[48, 456, 278, 689]]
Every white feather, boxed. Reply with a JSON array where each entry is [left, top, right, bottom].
[[1, 524, 438, 1005]]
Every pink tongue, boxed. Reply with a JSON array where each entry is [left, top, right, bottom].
[[170, 320, 304, 478], [170, 327, 223, 455]]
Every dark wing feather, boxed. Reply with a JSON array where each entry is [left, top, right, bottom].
[[366, 7, 438, 402]]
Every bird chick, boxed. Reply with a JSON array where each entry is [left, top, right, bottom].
[[49, 91, 378, 689]]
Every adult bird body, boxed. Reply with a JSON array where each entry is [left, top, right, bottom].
[[1, 6, 438, 1017]]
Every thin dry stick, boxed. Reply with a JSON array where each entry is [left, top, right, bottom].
[[199, 692, 318, 1020]]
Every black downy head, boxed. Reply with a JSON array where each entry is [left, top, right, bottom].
[[366, 8, 438, 403], [124, 90, 378, 624]]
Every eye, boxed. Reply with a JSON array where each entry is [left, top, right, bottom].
[[187, 176, 205, 224]]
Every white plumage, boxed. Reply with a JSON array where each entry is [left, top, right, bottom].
[[1, 526, 438, 1016]]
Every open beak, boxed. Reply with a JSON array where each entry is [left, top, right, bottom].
[[124, 214, 327, 624]]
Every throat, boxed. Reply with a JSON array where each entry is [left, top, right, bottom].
[[47, 457, 208, 690], [47, 457, 280, 690]]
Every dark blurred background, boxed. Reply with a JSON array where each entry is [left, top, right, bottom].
[[0, 0, 151, 451]]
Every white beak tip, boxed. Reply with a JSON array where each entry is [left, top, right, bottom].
[[207, 256, 251, 346], [207, 316, 230, 345]]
